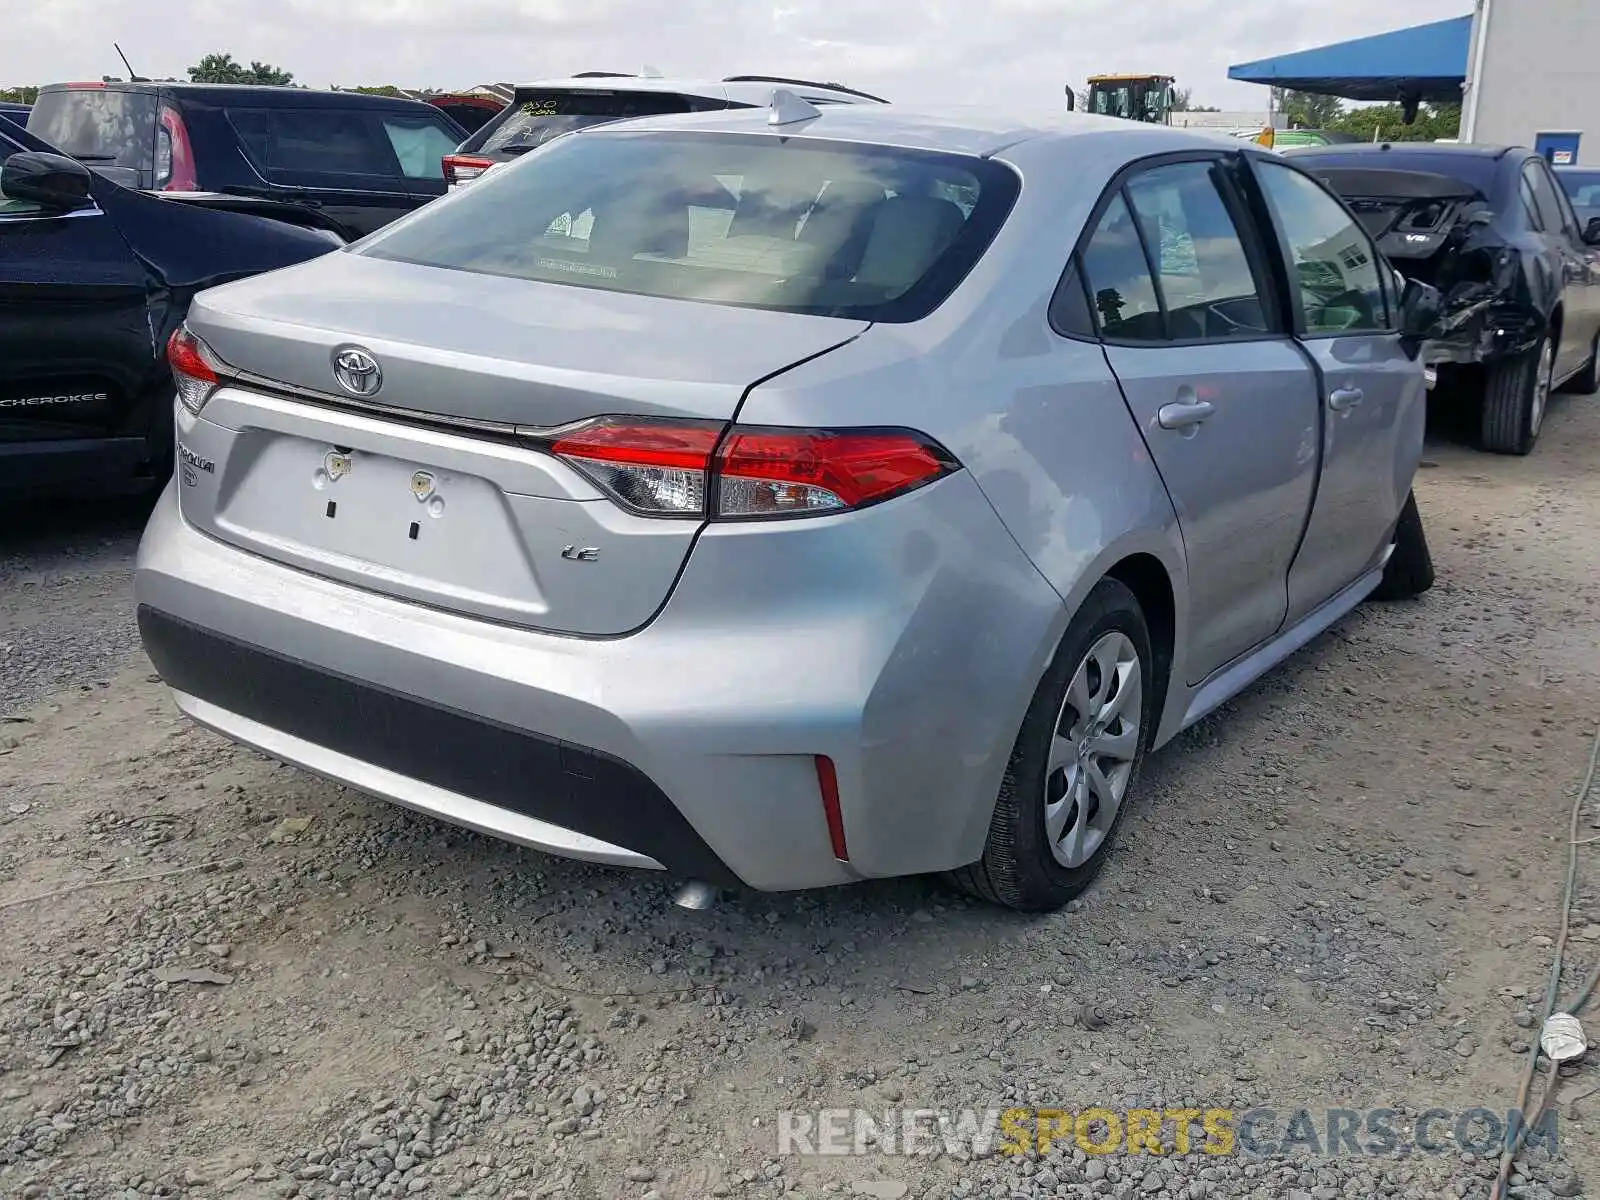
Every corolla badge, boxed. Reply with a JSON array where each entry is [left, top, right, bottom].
[[332, 347, 382, 397]]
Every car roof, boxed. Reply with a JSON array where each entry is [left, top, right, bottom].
[[570, 100, 1230, 159], [505, 74, 887, 105], [36, 82, 447, 114]]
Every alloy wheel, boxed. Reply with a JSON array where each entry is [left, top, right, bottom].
[[1531, 338, 1555, 436], [1044, 630, 1142, 870]]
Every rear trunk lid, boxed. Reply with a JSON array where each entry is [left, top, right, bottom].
[[179, 251, 868, 635], [1296, 166, 1486, 288]]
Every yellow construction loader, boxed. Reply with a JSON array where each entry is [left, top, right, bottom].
[[1066, 74, 1177, 124]]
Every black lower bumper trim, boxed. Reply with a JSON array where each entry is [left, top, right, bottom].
[[137, 606, 740, 886]]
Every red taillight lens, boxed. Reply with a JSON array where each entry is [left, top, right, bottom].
[[167, 326, 223, 414], [717, 428, 957, 517], [442, 154, 495, 186], [550, 417, 720, 516], [546, 417, 958, 520], [156, 106, 197, 191]]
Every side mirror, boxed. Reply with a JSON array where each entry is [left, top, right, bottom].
[[1064, 86, 1076, 113], [1583, 217, 1600, 247], [1, 152, 95, 213], [1397, 277, 1444, 354]]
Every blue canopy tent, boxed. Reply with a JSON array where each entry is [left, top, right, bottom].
[[1228, 15, 1471, 105]]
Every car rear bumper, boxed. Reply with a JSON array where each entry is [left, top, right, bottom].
[[134, 477, 1064, 891], [0, 436, 161, 498], [139, 606, 733, 880]]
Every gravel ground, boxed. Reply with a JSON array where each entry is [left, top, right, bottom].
[[0, 496, 150, 711], [3, 394, 1600, 1200]]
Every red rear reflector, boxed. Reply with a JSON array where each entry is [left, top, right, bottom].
[[65, 81, 108, 89], [815, 756, 848, 862], [442, 154, 495, 185]]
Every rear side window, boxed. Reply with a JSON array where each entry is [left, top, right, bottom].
[[469, 89, 702, 156], [360, 130, 1020, 323], [1254, 161, 1389, 335], [381, 115, 462, 179], [1529, 159, 1580, 234], [26, 88, 157, 179], [227, 108, 397, 178], [1079, 193, 1164, 340]]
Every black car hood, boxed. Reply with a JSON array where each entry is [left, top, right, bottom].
[[96, 184, 338, 290]]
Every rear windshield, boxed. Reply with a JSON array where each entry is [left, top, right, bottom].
[[360, 130, 1020, 323], [27, 88, 157, 177], [467, 89, 703, 156]]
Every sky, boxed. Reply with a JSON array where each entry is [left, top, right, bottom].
[[6, 0, 1471, 112]]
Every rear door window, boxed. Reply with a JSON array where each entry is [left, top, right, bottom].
[[227, 108, 400, 183], [380, 115, 463, 179], [468, 90, 706, 157], [1122, 160, 1273, 339], [26, 88, 158, 187]]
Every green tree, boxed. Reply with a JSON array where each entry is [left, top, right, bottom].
[[1272, 88, 1346, 129], [1170, 87, 1221, 114], [187, 53, 294, 86], [1329, 102, 1461, 143], [0, 86, 40, 104]]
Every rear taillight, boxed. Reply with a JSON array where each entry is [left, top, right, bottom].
[[156, 106, 197, 191], [442, 154, 495, 186], [547, 417, 959, 520], [167, 326, 225, 414]]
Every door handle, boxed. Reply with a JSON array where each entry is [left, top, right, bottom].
[[1328, 387, 1364, 411], [1157, 400, 1216, 430]]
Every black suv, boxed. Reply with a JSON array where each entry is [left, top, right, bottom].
[[1, 121, 335, 498], [27, 83, 467, 241]]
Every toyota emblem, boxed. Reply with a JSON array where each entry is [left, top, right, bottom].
[[332, 347, 382, 397]]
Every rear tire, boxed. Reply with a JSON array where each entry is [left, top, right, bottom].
[[949, 578, 1154, 912], [1477, 335, 1552, 455], [1560, 330, 1600, 396], [1370, 490, 1434, 601]]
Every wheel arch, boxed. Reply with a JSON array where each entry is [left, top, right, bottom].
[[1104, 552, 1176, 750]]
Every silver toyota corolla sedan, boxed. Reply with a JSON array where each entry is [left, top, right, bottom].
[[135, 96, 1439, 911]]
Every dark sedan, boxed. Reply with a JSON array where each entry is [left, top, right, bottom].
[[1288, 142, 1600, 455], [1, 122, 337, 498]]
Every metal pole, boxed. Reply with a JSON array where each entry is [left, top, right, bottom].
[[1462, 0, 1493, 143]]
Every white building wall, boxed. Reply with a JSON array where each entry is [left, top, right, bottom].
[[1464, 0, 1600, 162]]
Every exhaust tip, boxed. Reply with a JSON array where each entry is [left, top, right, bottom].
[[672, 880, 719, 911]]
